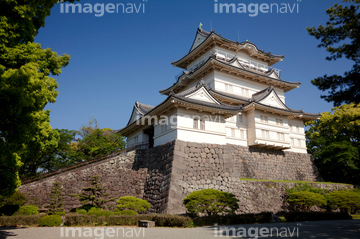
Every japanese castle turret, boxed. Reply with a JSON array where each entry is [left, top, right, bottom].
[[119, 27, 320, 153]]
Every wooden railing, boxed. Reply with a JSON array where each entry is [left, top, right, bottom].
[[21, 142, 149, 185]]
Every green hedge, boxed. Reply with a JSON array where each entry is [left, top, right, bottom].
[[64, 213, 192, 227], [327, 191, 360, 213], [39, 215, 62, 227], [139, 214, 193, 228], [287, 191, 327, 211], [284, 211, 352, 222], [0, 215, 45, 227], [192, 212, 273, 227], [64, 214, 97, 226]]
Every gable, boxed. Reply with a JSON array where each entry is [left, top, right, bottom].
[[127, 107, 142, 126], [185, 87, 221, 104], [258, 91, 287, 109], [190, 32, 207, 52]]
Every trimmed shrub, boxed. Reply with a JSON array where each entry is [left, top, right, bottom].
[[54, 210, 66, 216], [64, 213, 193, 227], [192, 212, 273, 227], [39, 215, 62, 227], [14, 205, 39, 215], [284, 211, 352, 222], [0, 215, 44, 227], [150, 214, 193, 228], [286, 183, 329, 195], [114, 209, 138, 215], [64, 213, 97, 226], [106, 215, 139, 226], [286, 191, 327, 211], [183, 189, 239, 216], [116, 196, 150, 213], [76, 209, 88, 215], [88, 208, 113, 217], [327, 190, 360, 213]]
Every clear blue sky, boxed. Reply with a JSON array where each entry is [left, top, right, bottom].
[[36, 0, 351, 131]]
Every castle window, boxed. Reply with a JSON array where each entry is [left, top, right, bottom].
[[200, 119, 205, 130], [193, 119, 198, 129], [276, 118, 283, 126], [193, 118, 205, 130], [260, 115, 268, 123], [231, 128, 235, 137], [225, 84, 233, 93], [277, 132, 285, 141], [241, 88, 249, 96], [296, 125, 300, 133], [261, 129, 270, 139], [240, 129, 245, 139]]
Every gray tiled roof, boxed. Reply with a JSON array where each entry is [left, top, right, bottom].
[[135, 102, 155, 115], [172, 81, 243, 111]]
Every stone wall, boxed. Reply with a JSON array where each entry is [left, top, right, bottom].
[[19, 150, 148, 212], [19, 140, 351, 214], [167, 140, 349, 214]]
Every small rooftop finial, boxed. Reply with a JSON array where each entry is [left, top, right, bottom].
[[199, 22, 203, 30]]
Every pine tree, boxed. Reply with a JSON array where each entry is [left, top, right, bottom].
[[46, 182, 64, 215], [70, 175, 116, 209]]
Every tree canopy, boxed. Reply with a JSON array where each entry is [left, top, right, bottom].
[[307, 0, 360, 106], [306, 103, 360, 185], [71, 119, 126, 162], [0, 0, 78, 197]]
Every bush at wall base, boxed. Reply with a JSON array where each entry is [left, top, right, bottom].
[[38, 215, 63, 227]]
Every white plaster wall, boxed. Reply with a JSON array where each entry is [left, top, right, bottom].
[[179, 72, 215, 93], [154, 129, 177, 147], [214, 71, 286, 102], [175, 108, 227, 145], [285, 119, 307, 153], [127, 129, 146, 147]]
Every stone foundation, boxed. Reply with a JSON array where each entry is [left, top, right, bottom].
[[19, 140, 351, 214]]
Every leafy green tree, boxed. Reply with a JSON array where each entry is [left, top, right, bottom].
[[306, 103, 360, 185], [46, 182, 64, 215], [327, 190, 360, 213], [286, 191, 327, 212], [115, 196, 151, 213], [71, 119, 126, 162], [0, 0, 79, 197], [19, 129, 77, 179], [70, 175, 116, 210], [307, 0, 360, 106], [183, 189, 239, 216]]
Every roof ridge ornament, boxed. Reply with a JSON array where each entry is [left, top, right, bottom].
[[199, 22, 203, 30]]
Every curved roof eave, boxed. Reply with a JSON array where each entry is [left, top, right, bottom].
[[172, 29, 284, 68], [162, 57, 300, 95]]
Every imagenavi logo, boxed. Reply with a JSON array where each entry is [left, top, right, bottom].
[[59, 0, 148, 17], [214, 0, 301, 17]]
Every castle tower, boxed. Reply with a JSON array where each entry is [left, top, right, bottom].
[[119, 27, 320, 153]]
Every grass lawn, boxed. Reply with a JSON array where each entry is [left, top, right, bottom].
[[239, 178, 351, 186]]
